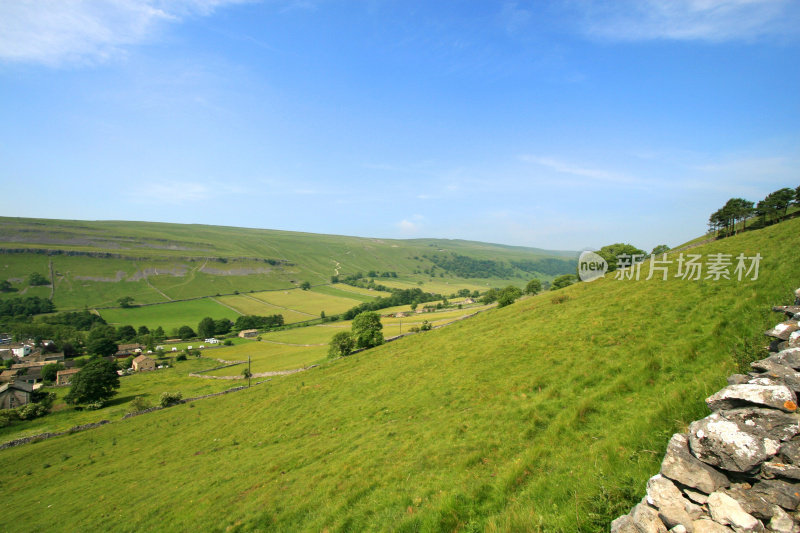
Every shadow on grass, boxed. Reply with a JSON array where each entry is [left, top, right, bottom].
[[105, 395, 136, 407]]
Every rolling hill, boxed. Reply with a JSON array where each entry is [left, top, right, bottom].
[[1, 216, 797, 531], [0, 217, 578, 311]]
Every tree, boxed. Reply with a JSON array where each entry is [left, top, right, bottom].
[[27, 272, 50, 286], [551, 274, 577, 290], [525, 279, 542, 295], [178, 326, 196, 340], [86, 325, 119, 357], [596, 244, 647, 272], [214, 318, 233, 335], [118, 296, 135, 308], [480, 288, 500, 304], [137, 325, 150, 337], [351, 311, 384, 349], [497, 286, 523, 308], [651, 245, 670, 256], [41, 362, 65, 382], [329, 331, 355, 358], [64, 358, 120, 405], [152, 326, 166, 342], [795, 185, 800, 205], [0, 280, 11, 292], [197, 317, 216, 339], [300, 281, 311, 290], [771, 188, 795, 219], [116, 325, 137, 342]]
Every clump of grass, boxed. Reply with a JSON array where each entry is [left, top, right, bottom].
[[551, 294, 571, 304]]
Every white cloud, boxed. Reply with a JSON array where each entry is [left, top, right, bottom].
[[0, 0, 251, 66], [396, 215, 425, 235], [575, 0, 799, 42]]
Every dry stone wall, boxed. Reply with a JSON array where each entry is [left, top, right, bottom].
[[611, 292, 800, 533]]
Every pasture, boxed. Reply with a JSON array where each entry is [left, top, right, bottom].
[[98, 298, 240, 332], [250, 287, 362, 316]]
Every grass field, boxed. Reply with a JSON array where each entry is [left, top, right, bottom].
[[6, 218, 797, 531], [0, 358, 233, 443], [249, 288, 364, 316], [201, 341, 328, 374], [376, 277, 496, 295], [98, 298, 240, 332], [312, 283, 390, 302], [216, 294, 318, 324]]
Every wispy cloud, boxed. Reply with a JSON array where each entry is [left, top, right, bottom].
[[0, 0, 251, 66], [133, 180, 246, 204], [520, 155, 645, 185], [575, 0, 799, 42]]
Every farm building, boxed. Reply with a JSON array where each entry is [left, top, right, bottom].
[[132, 355, 156, 372], [0, 369, 19, 383], [56, 368, 81, 386], [0, 381, 33, 409], [238, 329, 258, 338], [117, 343, 144, 356]]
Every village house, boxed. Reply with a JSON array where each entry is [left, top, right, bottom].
[[0, 381, 33, 409], [116, 343, 145, 356], [132, 355, 156, 372], [14, 367, 43, 386], [0, 369, 19, 383], [56, 368, 81, 386], [238, 329, 258, 338]]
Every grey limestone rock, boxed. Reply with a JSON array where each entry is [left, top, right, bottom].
[[662, 433, 730, 494], [706, 385, 797, 413], [692, 519, 735, 533], [751, 480, 800, 512], [767, 507, 799, 533], [768, 349, 800, 372], [688, 411, 790, 473], [612, 514, 639, 533], [632, 503, 669, 533], [707, 492, 764, 532], [647, 474, 703, 531], [766, 322, 800, 342]]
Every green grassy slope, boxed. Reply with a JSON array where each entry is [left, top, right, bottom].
[[0, 217, 576, 310], [1, 218, 797, 532]]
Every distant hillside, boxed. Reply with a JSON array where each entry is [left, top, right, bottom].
[[0, 217, 577, 310], [2, 217, 798, 531]]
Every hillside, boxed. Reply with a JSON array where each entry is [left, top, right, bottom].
[[1, 218, 798, 531], [0, 217, 577, 310]]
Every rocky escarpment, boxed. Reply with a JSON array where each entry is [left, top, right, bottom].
[[611, 294, 800, 533]]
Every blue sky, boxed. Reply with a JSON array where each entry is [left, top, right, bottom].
[[1, 0, 798, 251]]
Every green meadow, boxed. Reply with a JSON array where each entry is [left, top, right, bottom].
[[2, 216, 796, 532], [99, 299, 241, 332]]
